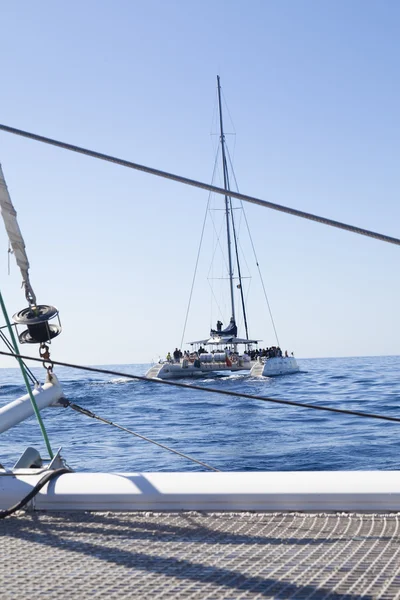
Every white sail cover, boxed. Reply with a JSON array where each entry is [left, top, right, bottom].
[[0, 163, 36, 304]]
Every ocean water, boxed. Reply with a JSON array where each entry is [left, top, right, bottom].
[[0, 356, 399, 472]]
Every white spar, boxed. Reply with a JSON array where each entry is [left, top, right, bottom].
[[0, 373, 64, 433], [2, 471, 400, 512]]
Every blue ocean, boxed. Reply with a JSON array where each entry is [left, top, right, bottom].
[[0, 356, 399, 472]]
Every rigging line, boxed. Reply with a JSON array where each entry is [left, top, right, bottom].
[[0, 294, 53, 459], [207, 197, 230, 280], [209, 93, 219, 157], [4, 350, 400, 427], [208, 276, 251, 280], [62, 400, 219, 472], [221, 88, 238, 165], [217, 76, 236, 322], [210, 207, 242, 211], [229, 194, 250, 339], [223, 143, 250, 338], [210, 89, 218, 138], [207, 202, 230, 277], [208, 144, 230, 277], [221, 88, 237, 138], [237, 237, 253, 277], [208, 153, 232, 280], [0, 329, 38, 385], [180, 147, 221, 349], [238, 278, 253, 337], [1, 124, 399, 247], [219, 102, 249, 336], [223, 145, 245, 242], [257, 265, 279, 345], [207, 203, 228, 325], [226, 145, 280, 346], [206, 277, 225, 321]]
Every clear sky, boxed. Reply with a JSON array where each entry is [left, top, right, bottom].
[[0, 0, 399, 367]]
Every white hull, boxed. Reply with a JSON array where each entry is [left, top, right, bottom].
[[146, 356, 299, 379], [2, 470, 400, 512]]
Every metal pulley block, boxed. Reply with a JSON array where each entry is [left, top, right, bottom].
[[12, 305, 62, 344]]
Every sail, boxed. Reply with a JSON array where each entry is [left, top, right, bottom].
[[0, 164, 36, 305], [210, 317, 237, 338]]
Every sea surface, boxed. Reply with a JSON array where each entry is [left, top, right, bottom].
[[0, 356, 399, 472]]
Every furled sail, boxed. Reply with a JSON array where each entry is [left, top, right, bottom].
[[0, 164, 36, 305], [210, 317, 238, 338]]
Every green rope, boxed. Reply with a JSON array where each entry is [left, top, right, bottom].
[[0, 291, 53, 458]]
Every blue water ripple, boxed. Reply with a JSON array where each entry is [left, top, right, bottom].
[[0, 357, 400, 472]]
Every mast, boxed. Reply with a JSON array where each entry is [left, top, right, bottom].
[[217, 75, 235, 323], [229, 197, 250, 340]]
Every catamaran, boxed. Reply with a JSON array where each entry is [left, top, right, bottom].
[[146, 77, 299, 380], [1, 90, 400, 599]]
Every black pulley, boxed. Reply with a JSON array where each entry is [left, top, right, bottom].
[[12, 305, 62, 344]]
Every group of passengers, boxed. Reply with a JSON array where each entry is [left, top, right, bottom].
[[167, 348, 196, 363], [167, 346, 224, 363], [250, 346, 289, 360], [166, 348, 183, 362], [166, 345, 292, 363]]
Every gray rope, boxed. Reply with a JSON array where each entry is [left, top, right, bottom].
[[0, 329, 38, 385], [180, 147, 221, 349], [226, 144, 280, 346], [61, 400, 219, 472], [1, 124, 399, 246]]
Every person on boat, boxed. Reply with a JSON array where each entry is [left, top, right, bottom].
[[216, 320, 223, 332], [166, 351, 172, 362], [198, 346, 206, 354], [173, 348, 180, 362]]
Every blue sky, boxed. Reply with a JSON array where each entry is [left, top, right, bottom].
[[0, 0, 399, 366]]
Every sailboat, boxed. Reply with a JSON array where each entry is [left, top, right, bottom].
[[146, 77, 299, 380], [1, 96, 400, 599]]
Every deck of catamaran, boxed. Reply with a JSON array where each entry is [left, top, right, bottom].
[[2, 510, 399, 599]]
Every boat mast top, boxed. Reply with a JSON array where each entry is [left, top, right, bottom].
[[217, 75, 235, 324]]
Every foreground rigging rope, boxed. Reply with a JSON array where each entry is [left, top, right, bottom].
[[59, 399, 219, 472], [0, 329, 38, 385], [0, 294, 53, 459], [2, 350, 400, 426], [0, 468, 70, 519], [1, 123, 399, 246]]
